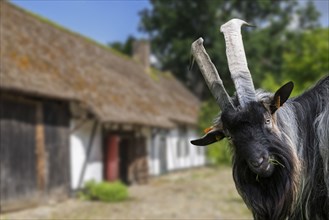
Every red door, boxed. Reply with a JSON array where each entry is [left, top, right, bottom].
[[105, 135, 120, 181]]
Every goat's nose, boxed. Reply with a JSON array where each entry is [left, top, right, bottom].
[[249, 157, 264, 168]]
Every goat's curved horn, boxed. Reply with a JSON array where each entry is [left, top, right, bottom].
[[191, 38, 235, 110], [220, 19, 256, 107]]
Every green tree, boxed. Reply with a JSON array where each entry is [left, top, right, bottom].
[[281, 28, 328, 95], [109, 35, 136, 56], [297, 1, 321, 30], [262, 28, 328, 95], [139, 0, 320, 99], [136, 0, 322, 165]]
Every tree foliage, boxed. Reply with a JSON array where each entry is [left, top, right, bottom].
[[282, 29, 328, 95], [109, 35, 136, 56], [111, 0, 326, 165], [139, 0, 321, 99], [262, 28, 328, 95]]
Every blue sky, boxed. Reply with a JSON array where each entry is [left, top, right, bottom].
[[11, 0, 329, 46]]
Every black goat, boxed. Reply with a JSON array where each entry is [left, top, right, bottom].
[[190, 19, 329, 220]]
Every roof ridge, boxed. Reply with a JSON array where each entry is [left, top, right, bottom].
[[7, 1, 137, 63]]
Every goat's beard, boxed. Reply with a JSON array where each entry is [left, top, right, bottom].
[[232, 139, 301, 220]]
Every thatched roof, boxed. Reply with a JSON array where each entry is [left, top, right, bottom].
[[1, 2, 200, 128]]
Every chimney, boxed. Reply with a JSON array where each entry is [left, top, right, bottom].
[[133, 40, 150, 71]]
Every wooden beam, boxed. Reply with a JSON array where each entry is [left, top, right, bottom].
[[35, 103, 46, 191], [69, 118, 89, 134]]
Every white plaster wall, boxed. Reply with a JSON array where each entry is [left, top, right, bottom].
[[147, 130, 163, 176], [146, 128, 158, 176], [70, 119, 103, 190], [171, 127, 206, 170], [147, 131, 160, 176], [188, 128, 206, 166], [166, 128, 179, 171], [149, 127, 206, 176]]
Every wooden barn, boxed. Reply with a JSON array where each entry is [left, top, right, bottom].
[[0, 2, 205, 212], [0, 94, 71, 212]]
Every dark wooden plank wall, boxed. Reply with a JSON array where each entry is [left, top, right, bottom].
[[121, 135, 148, 185], [43, 101, 70, 198], [0, 95, 70, 212], [0, 98, 39, 210], [131, 137, 148, 184]]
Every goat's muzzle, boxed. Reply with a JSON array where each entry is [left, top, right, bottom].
[[247, 155, 275, 177]]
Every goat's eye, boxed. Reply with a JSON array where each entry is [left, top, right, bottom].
[[265, 118, 271, 124]]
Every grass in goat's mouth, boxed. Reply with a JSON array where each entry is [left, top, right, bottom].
[[268, 157, 285, 168], [255, 158, 285, 182]]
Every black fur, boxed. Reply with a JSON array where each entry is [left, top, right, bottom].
[[192, 75, 329, 220], [221, 101, 299, 219]]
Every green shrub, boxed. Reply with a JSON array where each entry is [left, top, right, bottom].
[[198, 100, 232, 166], [206, 139, 232, 166], [79, 180, 128, 202]]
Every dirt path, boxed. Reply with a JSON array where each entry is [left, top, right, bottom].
[[1, 167, 252, 219]]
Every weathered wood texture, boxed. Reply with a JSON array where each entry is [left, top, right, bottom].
[[0, 96, 70, 212], [132, 137, 148, 184], [0, 97, 39, 211], [36, 103, 46, 191], [43, 101, 70, 197], [120, 135, 148, 185]]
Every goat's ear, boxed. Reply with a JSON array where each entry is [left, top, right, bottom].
[[190, 129, 225, 146], [270, 81, 294, 114]]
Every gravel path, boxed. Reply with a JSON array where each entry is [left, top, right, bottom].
[[1, 167, 252, 220]]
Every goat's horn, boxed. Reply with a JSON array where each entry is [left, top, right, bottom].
[[191, 38, 235, 110], [220, 19, 256, 107]]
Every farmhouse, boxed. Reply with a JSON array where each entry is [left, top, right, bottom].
[[0, 2, 205, 211]]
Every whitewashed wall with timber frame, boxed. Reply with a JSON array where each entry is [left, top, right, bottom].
[[148, 126, 206, 176], [70, 119, 103, 190]]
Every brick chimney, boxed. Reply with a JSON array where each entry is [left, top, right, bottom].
[[133, 40, 150, 71]]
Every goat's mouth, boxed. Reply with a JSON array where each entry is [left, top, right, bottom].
[[247, 157, 276, 178]]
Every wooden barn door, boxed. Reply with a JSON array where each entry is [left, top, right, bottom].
[[104, 135, 120, 182], [121, 135, 148, 185], [43, 101, 70, 199], [0, 96, 70, 212], [132, 137, 149, 184], [0, 97, 39, 211], [119, 137, 131, 184]]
